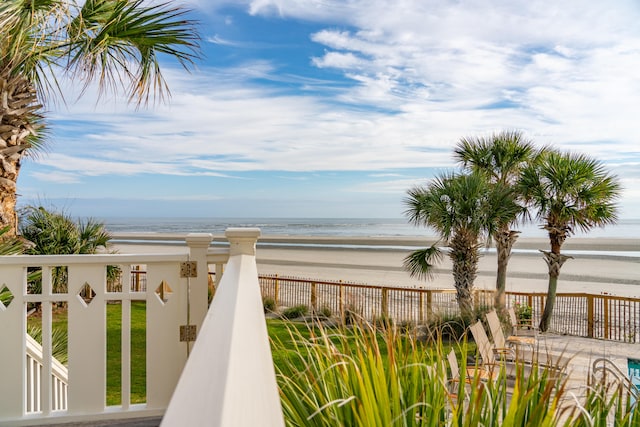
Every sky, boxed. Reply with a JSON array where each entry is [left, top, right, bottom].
[[17, 0, 640, 220]]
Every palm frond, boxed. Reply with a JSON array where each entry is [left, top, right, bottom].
[[19, 206, 110, 255], [64, 0, 200, 106], [0, 225, 24, 255], [454, 130, 535, 186], [403, 245, 443, 281], [518, 150, 621, 236]]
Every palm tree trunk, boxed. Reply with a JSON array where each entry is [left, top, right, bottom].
[[0, 70, 41, 237], [494, 227, 520, 310], [450, 233, 479, 319], [538, 250, 573, 331]]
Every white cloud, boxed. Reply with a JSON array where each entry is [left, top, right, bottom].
[[28, 0, 640, 218], [30, 171, 82, 184], [349, 177, 429, 194], [207, 35, 240, 46]]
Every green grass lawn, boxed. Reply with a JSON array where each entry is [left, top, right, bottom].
[[106, 301, 147, 405]]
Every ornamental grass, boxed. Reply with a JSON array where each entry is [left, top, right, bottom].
[[273, 318, 639, 426]]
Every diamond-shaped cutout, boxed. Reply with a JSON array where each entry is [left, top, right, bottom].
[[77, 283, 96, 307], [155, 280, 173, 304], [0, 284, 14, 310]]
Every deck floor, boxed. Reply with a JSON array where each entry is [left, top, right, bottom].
[[43, 416, 161, 426]]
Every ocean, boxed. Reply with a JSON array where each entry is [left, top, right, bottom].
[[101, 217, 640, 239]]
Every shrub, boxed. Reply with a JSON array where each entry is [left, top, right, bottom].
[[420, 305, 493, 342], [317, 305, 332, 319], [373, 314, 394, 329], [514, 301, 533, 322], [342, 303, 362, 326], [263, 297, 277, 313], [281, 304, 308, 320]]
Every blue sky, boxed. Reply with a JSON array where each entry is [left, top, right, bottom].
[[17, 0, 640, 219]]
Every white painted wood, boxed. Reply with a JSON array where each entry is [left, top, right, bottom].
[[145, 262, 188, 409], [0, 265, 27, 418], [25, 334, 68, 412], [0, 253, 191, 266], [162, 229, 285, 427], [1, 238, 232, 426], [184, 233, 214, 346], [67, 264, 107, 414], [121, 265, 132, 410], [40, 266, 53, 415]]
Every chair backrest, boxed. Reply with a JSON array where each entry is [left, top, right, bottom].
[[447, 349, 459, 381], [469, 321, 495, 365], [507, 307, 519, 331], [486, 310, 507, 348]]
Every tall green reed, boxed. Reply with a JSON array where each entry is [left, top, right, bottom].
[[273, 319, 638, 426]]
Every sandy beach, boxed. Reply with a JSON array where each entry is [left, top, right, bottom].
[[111, 234, 640, 298]]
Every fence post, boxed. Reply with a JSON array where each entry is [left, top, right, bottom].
[[587, 295, 595, 338], [427, 290, 433, 317], [186, 233, 215, 335], [133, 265, 140, 291], [274, 274, 280, 307], [604, 297, 610, 340], [418, 292, 424, 323], [310, 282, 317, 311], [162, 227, 285, 427], [214, 263, 224, 288], [381, 288, 389, 319], [339, 282, 344, 320]]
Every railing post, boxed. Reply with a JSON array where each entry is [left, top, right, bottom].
[[216, 263, 224, 287], [133, 265, 139, 291], [186, 233, 214, 335], [274, 274, 280, 307], [381, 288, 389, 318], [311, 282, 317, 311], [419, 291, 424, 323], [339, 282, 344, 320], [587, 295, 595, 338], [162, 227, 285, 427], [604, 297, 610, 340], [427, 290, 433, 318]]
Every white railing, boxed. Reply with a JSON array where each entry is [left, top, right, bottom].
[[25, 334, 68, 413], [162, 228, 284, 426], [0, 231, 255, 426]]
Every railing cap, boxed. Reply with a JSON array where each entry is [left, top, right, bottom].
[[185, 233, 214, 248], [225, 228, 261, 256]]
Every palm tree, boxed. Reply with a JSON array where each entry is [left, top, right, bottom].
[[404, 172, 520, 317], [519, 150, 621, 332], [20, 206, 116, 294], [20, 205, 118, 297], [0, 0, 199, 237], [453, 130, 537, 309], [20, 206, 110, 255]]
